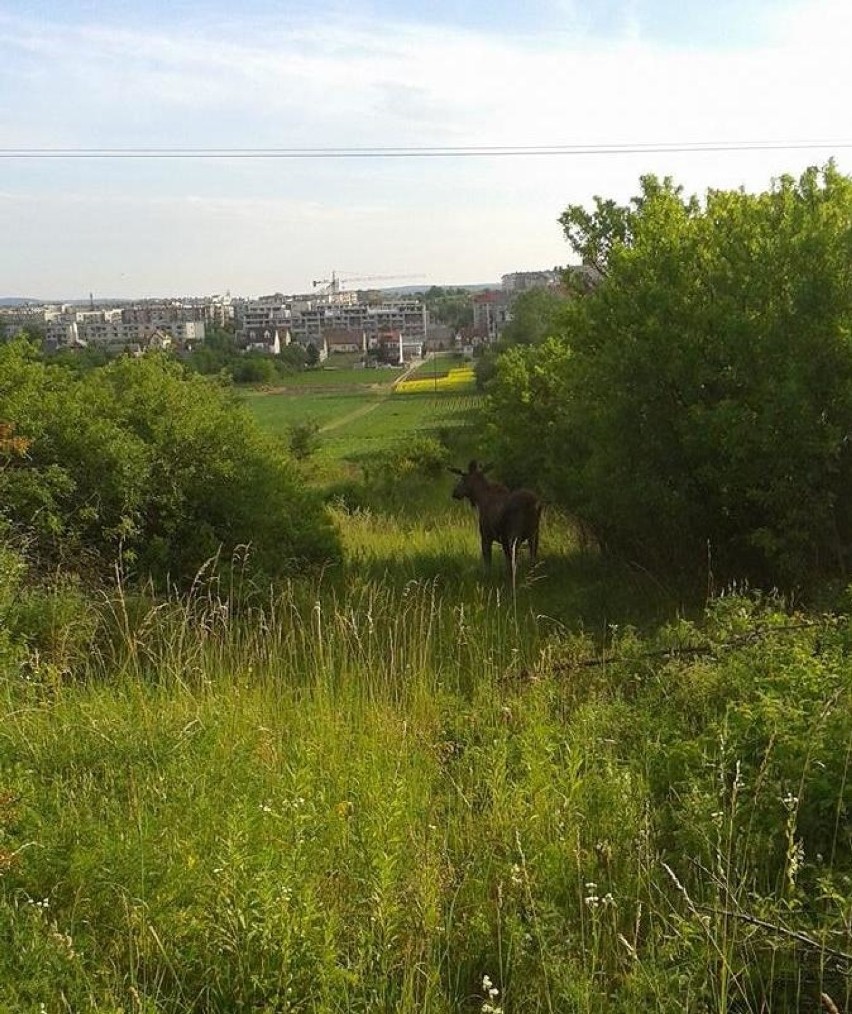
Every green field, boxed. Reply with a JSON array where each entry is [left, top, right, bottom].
[[244, 389, 377, 434], [265, 366, 400, 390], [245, 386, 484, 467]]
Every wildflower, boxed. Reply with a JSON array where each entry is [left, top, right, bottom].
[[481, 975, 503, 1014]]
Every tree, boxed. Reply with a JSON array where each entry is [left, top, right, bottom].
[[482, 164, 852, 587], [279, 343, 307, 371], [230, 354, 277, 385], [475, 286, 570, 388], [501, 287, 569, 347], [557, 175, 697, 279], [288, 418, 321, 461], [421, 287, 474, 331]]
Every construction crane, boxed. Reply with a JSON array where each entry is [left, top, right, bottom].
[[311, 271, 424, 295]]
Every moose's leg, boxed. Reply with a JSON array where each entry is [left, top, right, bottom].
[[481, 535, 493, 569], [501, 537, 513, 566], [502, 537, 519, 584], [529, 529, 539, 562]]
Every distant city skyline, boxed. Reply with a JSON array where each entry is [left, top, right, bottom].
[[2, 0, 852, 299]]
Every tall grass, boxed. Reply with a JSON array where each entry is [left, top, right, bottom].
[[2, 554, 852, 1012]]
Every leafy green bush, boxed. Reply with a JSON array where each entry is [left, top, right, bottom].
[[483, 165, 852, 588], [0, 342, 339, 586], [0, 535, 27, 669], [288, 417, 321, 461]]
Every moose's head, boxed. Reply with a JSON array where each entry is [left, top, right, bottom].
[[448, 460, 491, 503]]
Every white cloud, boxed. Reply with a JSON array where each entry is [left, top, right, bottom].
[[1, 0, 851, 295]]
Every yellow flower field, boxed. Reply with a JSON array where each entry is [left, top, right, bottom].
[[394, 365, 476, 394]]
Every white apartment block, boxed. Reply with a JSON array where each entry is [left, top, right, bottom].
[[236, 294, 428, 350], [44, 316, 205, 349]]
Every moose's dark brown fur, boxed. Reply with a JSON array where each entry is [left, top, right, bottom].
[[450, 460, 542, 571]]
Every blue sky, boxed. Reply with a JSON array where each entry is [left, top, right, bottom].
[[2, 0, 851, 298]]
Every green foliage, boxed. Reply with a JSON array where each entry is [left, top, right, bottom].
[[288, 417, 321, 461], [0, 341, 339, 585], [229, 352, 279, 385], [0, 534, 27, 667], [421, 286, 474, 331], [8, 325, 45, 348], [475, 286, 571, 388], [483, 164, 852, 587], [500, 286, 570, 348], [339, 435, 452, 512], [48, 344, 114, 374], [186, 327, 307, 384], [480, 336, 574, 490]]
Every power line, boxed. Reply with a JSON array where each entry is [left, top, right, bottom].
[[1, 140, 851, 159]]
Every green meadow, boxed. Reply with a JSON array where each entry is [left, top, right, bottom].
[[2, 367, 851, 1013], [243, 357, 483, 474]]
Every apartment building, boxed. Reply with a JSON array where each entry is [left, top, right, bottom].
[[501, 270, 561, 293], [471, 290, 510, 339], [288, 299, 428, 345], [237, 293, 428, 351], [44, 315, 205, 350]]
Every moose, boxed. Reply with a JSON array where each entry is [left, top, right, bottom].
[[449, 460, 542, 573]]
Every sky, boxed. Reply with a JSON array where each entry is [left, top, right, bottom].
[[2, 0, 852, 299]]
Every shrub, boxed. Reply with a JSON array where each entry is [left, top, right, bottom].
[[0, 343, 340, 586], [288, 418, 321, 461]]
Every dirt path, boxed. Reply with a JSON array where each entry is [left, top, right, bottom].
[[318, 355, 432, 434], [319, 395, 386, 433]]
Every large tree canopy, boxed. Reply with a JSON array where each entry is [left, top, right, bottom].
[[483, 164, 852, 587]]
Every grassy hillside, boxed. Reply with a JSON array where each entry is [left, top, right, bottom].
[[1, 379, 851, 1013]]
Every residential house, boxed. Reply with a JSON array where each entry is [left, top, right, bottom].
[[323, 328, 366, 355]]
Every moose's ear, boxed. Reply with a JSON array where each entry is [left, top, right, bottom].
[[482, 461, 494, 473], [448, 466, 465, 476]]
